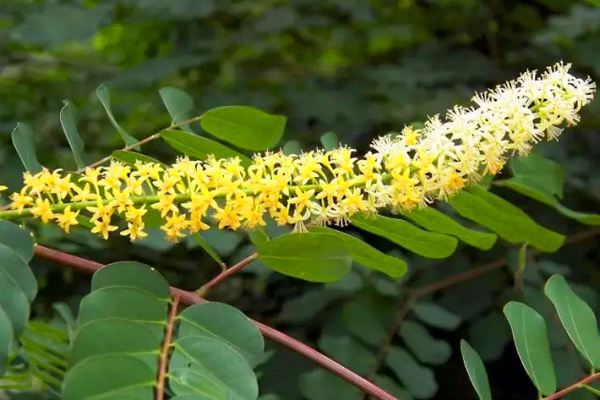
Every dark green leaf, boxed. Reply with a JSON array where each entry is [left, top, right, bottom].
[[0, 243, 37, 301], [412, 302, 461, 331], [63, 355, 155, 400], [404, 207, 496, 250], [544, 274, 600, 368], [159, 87, 195, 132], [96, 84, 138, 147], [11, 123, 42, 173], [0, 269, 30, 336], [200, 106, 286, 151], [299, 369, 361, 400], [309, 227, 408, 278], [386, 347, 438, 399], [59, 100, 86, 169], [160, 129, 252, 166], [91, 261, 171, 298], [399, 321, 451, 365], [341, 294, 389, 346], [70, 319, 163, 367], [169, 336, 258, 399], [503, 301, 556, 395], [351, 214, 457, 259], [460, 340, 492, 400], [467, 312, 511, 361], [190, 234, 225, 269], [256, 232, 351, 282], [0, 220, 35, 262], [448, 186, 565, 252], [178, 302, 264, 367], [318, 335, 375, 375], [0, 308, 13, 376]]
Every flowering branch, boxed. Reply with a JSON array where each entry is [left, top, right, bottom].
[[197, 252, 258, 297], [32, 245, 397, 400], [0, 63, 594, 243]]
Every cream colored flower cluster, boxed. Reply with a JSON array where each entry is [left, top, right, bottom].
[[0, 63, 594, 242]]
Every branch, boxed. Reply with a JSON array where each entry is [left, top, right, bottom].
[[33, 245, 397, 400], [156, 294, 180, 400], [543, 372, 600, 400], [197, 253, 258, 297]]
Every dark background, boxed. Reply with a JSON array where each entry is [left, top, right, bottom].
[[1, 1, 598, 399]]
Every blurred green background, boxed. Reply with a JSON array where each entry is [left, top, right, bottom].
[[1, 1, 599, 399]]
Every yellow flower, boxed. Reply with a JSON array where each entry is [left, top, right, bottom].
[[91, 216, 118, 239], [120, 220, 148, 241], [55, 206, 79, 233], [0, 185, 7, 193], [31, 198, 54, 223], [10, 191, 34, 214]]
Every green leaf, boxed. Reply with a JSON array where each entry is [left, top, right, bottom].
[[498, 180, 600, 225], [0, 243, 37, 301], [0, 221, 35, 262], [96, 84, 138, 147], [341, 293, 390, 346], [111, 150, 164, 166], [11, 123, 43, 173], [399, 321, 451, 365], [386, 347, 438, 399], [190, 234, 226, 269], [256, 232, 351, 282], [544, 274, 600, 368], [91, 261, 171, 298], [160, 129, 252, 166], [63, 355, 155, 400], [178, 303, 264, 367], [510, 153, 564, 197], [404, 207, 497, 250], [351, 214, 457, 259], [0, 269, 30, 337], [467, 312, 512, 361], [159, 87, 195, 132], [70, 319, 163, 367], [318, 335, 375, 375], [169, 336, 258, 399], [460, 340, 492, 400], [412, 302, 461, 331], [503, 301, 556, 395], [200, 106, 286, 151], [59, 100, 86, 169], [309, 227, 407, 278], [0, 308, 13, 376], [299, 369, 361, 400], [448, 186, 565, 252], [320, 132, 339, 150]]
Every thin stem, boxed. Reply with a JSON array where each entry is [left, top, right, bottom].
[[32, 245, 397, 400], [197, 253, 258, 297], [542, 372, 600, 400], [156, 295, 180, 400]]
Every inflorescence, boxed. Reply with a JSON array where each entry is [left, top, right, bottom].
[[0, 63, 595, 242]]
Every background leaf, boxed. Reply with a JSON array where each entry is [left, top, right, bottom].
[[460, 340, 492, 400], [11, 123, 43, 173], [159, 87, 196, 132], [96, 84, 138, 147], [503, 301, 556, 395], [59, 100, 86, 169]]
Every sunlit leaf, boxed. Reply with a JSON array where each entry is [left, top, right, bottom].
[[200, 106, 286, 151]]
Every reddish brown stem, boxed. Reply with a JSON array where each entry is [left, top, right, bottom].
[[197, 252, 258, 296], [33, 245, 397, 400], [156, 295, 180, 400], [543, 372, 600, 400]]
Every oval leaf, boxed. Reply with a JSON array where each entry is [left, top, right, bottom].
[[309, 227, 408, 278], [160, 129, 252, 166], [111, 150, 164, 167], [96, 84, 138, 147], [59, 100, 86, 169], [0, 220, 35, 262], [385, 347, 438, 399], [404, 207, 496, 250], [544, 274, 600, 368], [503, 301, 556, 395], [160, 87, 195, 132], [399, 321, 451, 365], [351, 214, 457, 259], [200, 106, 286, 151], [460, 340, 492, 400], [448, 186, 564, 252], [11, 122, 43, 173], [256, 232, 351, 282]]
